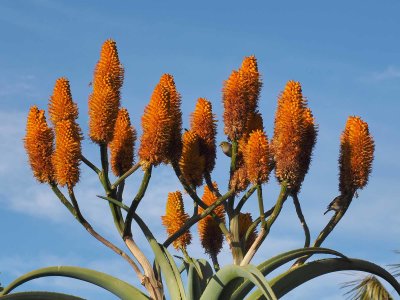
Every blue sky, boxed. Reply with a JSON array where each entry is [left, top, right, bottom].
[[0, 0, 399, 299]]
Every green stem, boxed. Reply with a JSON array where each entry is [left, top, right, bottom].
[[293, 193, 353, 267], [211, 253, 220, 272], [99, 143, 125, 235], [234, 185, 257, 213], [53, 186, 144, 279], [240, 182, 289, 265], [80, 154, 101, 174], [227, 140, 238, 216], [292, 193, 310, 248], [112, 162, 141, 189], [96, 195, 130, 212], [123, 166, 152, 239], [244, 205, 275, 243], [257, 185, 266, 227]]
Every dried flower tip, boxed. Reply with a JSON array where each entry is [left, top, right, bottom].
[[198, 183, 225, 256], [53, 119, 82, 187], [244, 130, 271, 184], [109, 108, 136, 176], [24, 106, 55, 183], [191, 98, 217, 173], [138, 77, 174, 166], [238, 212, 257, 252], [88, 39, 124, 144], [339, 116, 374, 195], [273, 80, 317, 191], [230, 164, 249, 193], [161, 191, 192, 250], [179, 130, 205, 187]]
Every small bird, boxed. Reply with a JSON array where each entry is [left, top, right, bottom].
[[219, 141, 232, 157], [324, 195, 344, 215]]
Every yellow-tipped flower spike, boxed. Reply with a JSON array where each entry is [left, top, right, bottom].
[[161, 191, 192, 250], [244, 130, 271, 184], [198, 183, 225, 256], [272, 80, 317, 191], [52, 119, 82, 187], [48, 78, 79, 125], [190, 98, 217, 173], [109, 108, 137, 177], [24, 106, 55, 183], [179, 130, 205, 187], [223, 56, 262, 141], [139, 76, 174, 167], [238, 212, 257, 252], [88, 40, 124, 144], [339, 116, 374, 195], [160, 74, 183, 164]]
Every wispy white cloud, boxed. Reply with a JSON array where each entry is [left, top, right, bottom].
[[0, 75, 39, 98], [361, 66, 400, 82]]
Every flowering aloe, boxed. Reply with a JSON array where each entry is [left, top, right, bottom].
[[5, 40, 399, 300]]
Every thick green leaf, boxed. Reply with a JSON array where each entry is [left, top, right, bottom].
[[186, 258, 214, 300], [133, 214, 186, 300], [0, 291, 84, 299], [228, 247, 346, 300], [200, 264, 277, 300], [248, 258, 400, 299], [0, 266, 149, 300]]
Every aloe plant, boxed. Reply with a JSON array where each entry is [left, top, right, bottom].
[[3, 39, 398, 299]]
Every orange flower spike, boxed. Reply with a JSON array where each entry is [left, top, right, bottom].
[[88, 39, 124, 144], [24, 106, 55, 183], [198, 183, 225, 256], [52, 119, 82, 187], [293, 108, 318, 193], [239, 55, 262, 113], [273, 80, 316, 190], [223, 70, 248, 140], [93, 39, 124, 90], [48, 78, 78, 125], [244, 130, 271, 184], [238, 212, 258, 252], [339, 116, 374, 195], [109, 108, 136, 176], [161, 191, 192, 250], [179, 130, 205, 187], [191, 98, 217, 173], [139, 78, 173, 167], [160, 74, 183, 163]]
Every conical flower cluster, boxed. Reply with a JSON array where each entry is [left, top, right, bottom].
[[109, 108, 136, 176], [223, 56, 262, 141], [272, 80, 317, 192], [88, 39, 124, 144], [243, 130, 271, 184], [179, 130, 205, 187], [161, 191, 192, 250], [190, 98, 217, 174], [198, 184, 225, 256], [161, 74, 182, 164], [339, 116, 374, 195], [238, 213, 257, 252], [139, 74, 182, 167], [24, 106, 55, 183], [48, 78, 82, 187], [48, 78, 79, 124]]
